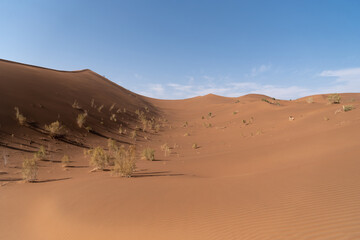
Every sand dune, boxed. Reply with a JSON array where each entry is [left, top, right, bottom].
[[1, 59, 360, 239]]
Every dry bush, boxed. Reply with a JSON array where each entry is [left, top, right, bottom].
[[110, 113, 117, 122], [61, 155, 70, 167], [183, 121, 188, 127], [142, 147, 155, 161], [118, 126, 124, 134], [14, 107, 26, 125], [184, 133, 190, 136], [108, 138, 118, 152], [192, 143, 198, 149], [91, 98, 96, 108], [343, 105, 354, 112], [154, 124, 161, 133], [22, 157, 38, 182], [77, 112, 87, 128], [306, 97, 314, 103], [88, 146, 110, 170], [109, 103, 116, 112], [328, 94, 341, 104], [45, 121, 64, 138], [98, 104, 104, 112], [113, 145, 136, 177], [72, 100, 81, 109], [161, 143, 171, 157], [34, 146, 46, 161], [130, 130, 137, 139]]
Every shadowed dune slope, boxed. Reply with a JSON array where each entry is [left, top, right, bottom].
[[1, 60, 360, 240]]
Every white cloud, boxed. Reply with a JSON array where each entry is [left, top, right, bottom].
[[130, 67, 360, 100], [251, 64, 271, 76], [319, 67, 360, 93]]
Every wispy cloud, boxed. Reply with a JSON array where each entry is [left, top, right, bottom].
[[250, 64, 271, 77], [131, 67, 360, 100], [319, 67, 360, 93]]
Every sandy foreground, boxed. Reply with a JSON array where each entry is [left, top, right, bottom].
[[0, 59, 360, 240]]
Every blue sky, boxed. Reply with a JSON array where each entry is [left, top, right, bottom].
[[1, 0, 360, 99]]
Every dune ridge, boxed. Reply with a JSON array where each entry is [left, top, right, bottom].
[[1, 60, 360, 239]]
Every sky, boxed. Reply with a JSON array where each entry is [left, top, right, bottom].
[[1, 0, 360, 100]]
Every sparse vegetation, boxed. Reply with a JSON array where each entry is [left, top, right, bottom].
[[118, 126, 124, 134], [183, 121, 188, 127], [34, 146, 46, 161], [233, 111, 238, 115], [72, 100, 81, 109], [77, 112, 87, 128], [14, 107, 26, 125], [161, 143, 171, 157], [343, 105, 354, 112], [184, 133, 190, 136], [203, 122, 212, 128], [110, 113, 117, 122], [192, 143, 198, 149], [306, 97, 314, 103], [45, 121, 64, 138], [142, 147, 155, 161], [109, 103, 116, 112], [88, 146, 110, 170], [61, 155, 70, 167], [113, 145, 136, 177], [108, 138, 118, 152], [98, 104, 104, 112], [328, 94, 341, 104], [22, 157, 37, 182], [130, 130, 137, 139]]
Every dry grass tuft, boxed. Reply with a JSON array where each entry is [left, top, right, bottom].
[[61, 155, 70, 167], [306, 97, 314, 103], [34, 146, 46, 161], [88, 146, 110, 170], [161, 143, 171, 157], [113, 145, 136, 177], [14, 107, 26, 125], [142, 147, 155, 161], [77, 112, 87, 128], [328, 94, 341, 104], [45, 121, 64, 138], [22, 157, 38, 182], [72, 100, 81, 109], [343, 105, 354, 112], [192, 143, 198, 149]]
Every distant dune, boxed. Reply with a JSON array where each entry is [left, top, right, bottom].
[[1, 59, 360, 240]]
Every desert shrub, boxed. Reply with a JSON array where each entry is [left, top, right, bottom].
[[306, 97, 314, 103], [45, 121, 64, 138], [14, 107, 26, 125], [184, 133, 190, 136], [203, 122, 212, 128], [118, 127, 123, 134], [85, 126, 92, 132], [208, 112, 212, 118], [110, 113, 117, 122], [161, 143, 171, 157], [77, 112, 87, 128], [328, 94, 341, 104], [183, 121, 188, 127], [108, 138, 118, 152], [88, 146, 110, 170], [192, 143, 198, 149], [154, 124, 161, 133], [113, 145, 136, 177], [109, 103, 116, 112], [34, 146, 46, 161], [72, 100, 81, 109], [130, 130, 137, 139], [91, 98, 96, 108], [343, 105, 354, 112], [142, 147, 155, 161], [61, 155, 70, 167], [98, 104, 104, 112], [233, 111, 238, 115], [22, 157, 38, 182]]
